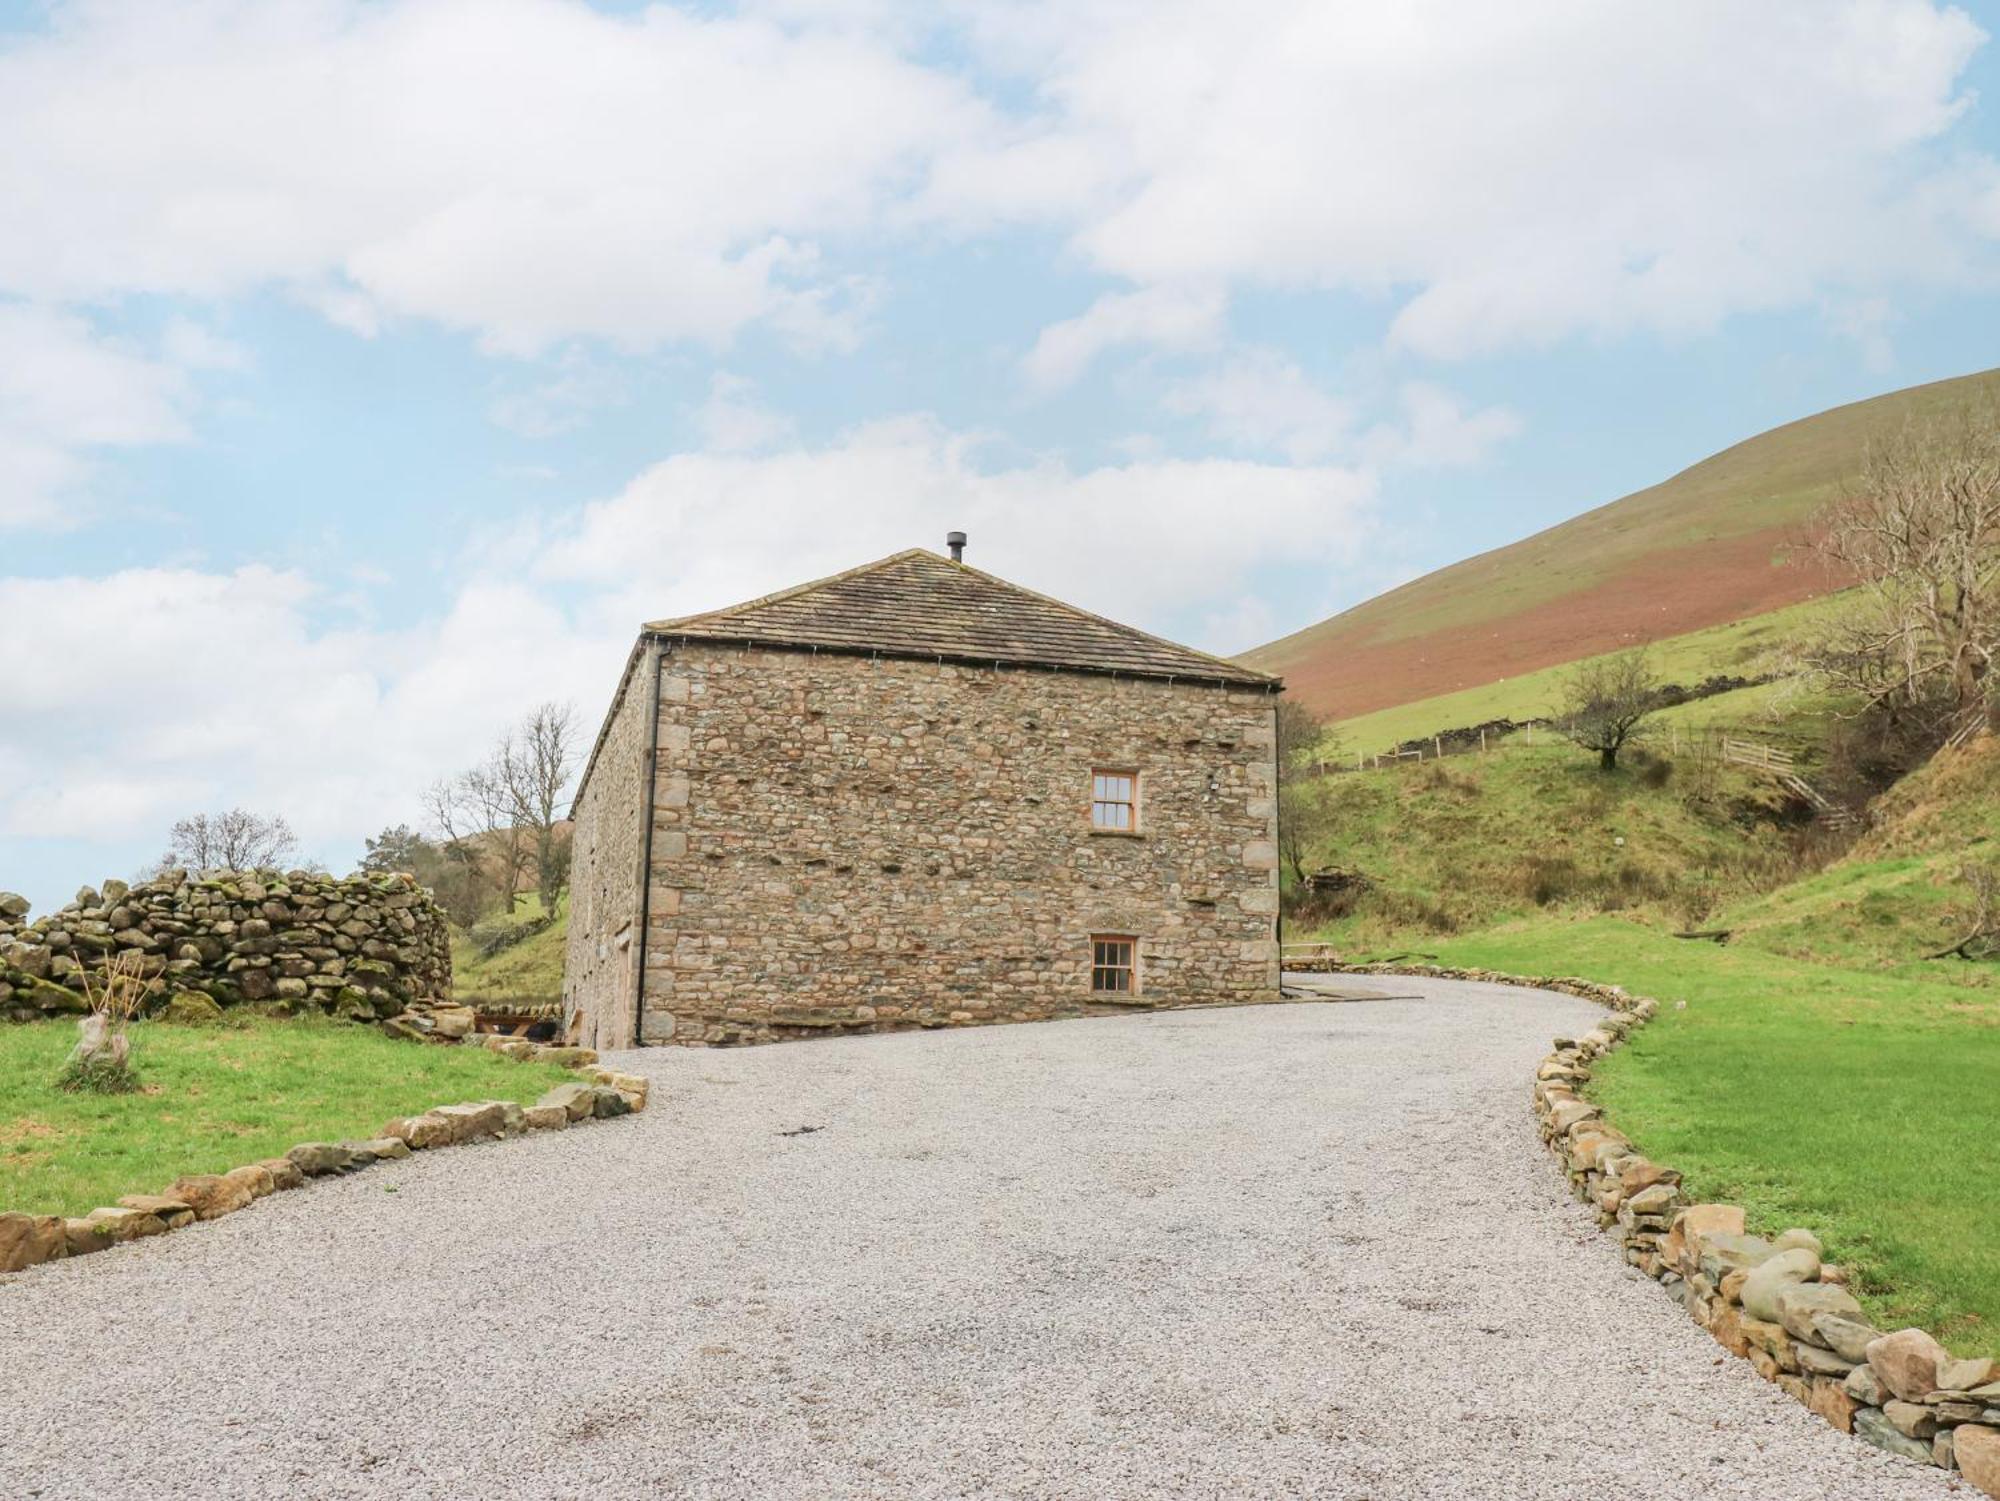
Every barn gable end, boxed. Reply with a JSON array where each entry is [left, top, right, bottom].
[[567, 548, 1281, 1049]]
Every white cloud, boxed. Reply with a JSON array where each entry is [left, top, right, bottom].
[[1023, 283, 1224, 389], [0, 0, 993, 356], [536, 414, 1376, 636], [0, 564, 627, 863], [1164, 349, 1354, 463], [0, 304, 196, 528], [1364, 382, 1523, 471], [1, 1, 1989, 381], [1164, 352, 1518, 471], [987, 0, 1997, 360]]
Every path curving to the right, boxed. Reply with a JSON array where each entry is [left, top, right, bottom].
[[0, 974, 1962, 1499]]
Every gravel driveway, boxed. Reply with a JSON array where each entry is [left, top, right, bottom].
[[0, 977, 1958, 1500]]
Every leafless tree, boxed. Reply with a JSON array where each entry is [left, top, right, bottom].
[[497, 702, 579, 918], [424, 762, 529, 918], [1802, 403, 2000, 729], [160, 808, 299, 872], [425, 702, 578, 921], [1556, 649, 1658, 771]]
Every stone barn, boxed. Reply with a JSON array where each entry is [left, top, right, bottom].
[[563, 542, 1282, 1048]]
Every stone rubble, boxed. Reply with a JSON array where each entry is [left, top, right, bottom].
[[0, 1042, 646, 1279], [0, 868, 451, 1029], [1332, 959, 2000, 1499]]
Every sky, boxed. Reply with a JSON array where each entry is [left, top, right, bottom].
[[3, 0, 2000, 912]]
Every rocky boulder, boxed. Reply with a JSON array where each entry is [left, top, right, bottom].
[[1956, 1425, 2000, 1500], [0, 1212, 68, 1271], [538, 1081, 598, 1122], [1771, 1282, 1862, 1342], [168, 1173, 257, 1220], [1866, 1327, 1951, 1403]]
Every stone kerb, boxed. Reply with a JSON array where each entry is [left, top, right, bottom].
[[0, 868, 452, 1030], [1329, 959, 2000, 1497], [0, 1044, 653, 1278]]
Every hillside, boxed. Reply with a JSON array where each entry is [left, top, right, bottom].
[[450, 893, 566, 1005], [1722, 732, 2000, 973], [1246, 367, 2000, 723], [1290, 740, 1796, 948]]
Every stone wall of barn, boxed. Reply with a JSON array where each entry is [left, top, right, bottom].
[[0, 869, 449, 1023], [563, 644, 651, 1051], [578, 640, 1280, 1047]]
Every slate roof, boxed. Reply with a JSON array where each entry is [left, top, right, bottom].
[[645, 549, 1277, 688]]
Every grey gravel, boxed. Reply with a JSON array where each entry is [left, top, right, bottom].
[[0, 976, 1960, 1500]]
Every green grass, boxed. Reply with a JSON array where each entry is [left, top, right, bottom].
[[1309, 721, 2000, 1350], [1392, 916, 2000, 1352], [1292, 740, 1794, 946], [0, 1014, 574, 1217], [1330, 596, 1842, 755], [1726, 735, 2000, 972], [451, 892, 567, 1003]]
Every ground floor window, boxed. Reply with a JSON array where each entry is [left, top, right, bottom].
[[1091, 935, 1136, 993]]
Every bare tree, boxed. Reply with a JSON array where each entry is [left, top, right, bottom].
[[1557, 650, 1657, 771], [424, 763, 530, 919], [1802, 403, 2000, 728], [424, 702, 577, 922], [160, 808, 299, 872], [497, 702, 579, 918]]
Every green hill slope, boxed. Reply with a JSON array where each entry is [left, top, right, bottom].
[[450, 894, 567, 1005], [1247, 368, 2000, 725], [1290, 740, 1794, 947], [1723, 733, 2000, 972]]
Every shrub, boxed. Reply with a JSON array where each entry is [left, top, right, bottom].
[[57, 951, 155, 1095]]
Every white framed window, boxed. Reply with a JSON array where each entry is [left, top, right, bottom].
[[1091, 770, 1138, 832]]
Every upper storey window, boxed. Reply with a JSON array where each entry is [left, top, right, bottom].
[[1091, 771, 1137, 832]]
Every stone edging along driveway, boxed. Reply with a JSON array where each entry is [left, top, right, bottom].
[[1320, 960, 2000, 1497], [0, 1042, 653, 1276]]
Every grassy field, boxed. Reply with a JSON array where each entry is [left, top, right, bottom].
[[451, 893, 567, 1003], [1329, 595, 1841, 755], [1, 1014, 573, 1217], [1376, 917, 2000, 1352]]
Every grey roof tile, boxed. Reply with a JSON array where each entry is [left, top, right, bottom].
[[645, 549, 1277, 687]]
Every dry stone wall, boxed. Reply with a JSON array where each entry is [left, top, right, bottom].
[[577, 642, 1280, 1048], [1325, 960, 2000, 1496], [0, 868, 451, 1025]]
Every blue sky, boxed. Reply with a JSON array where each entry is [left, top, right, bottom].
[[3, 0, 1999, 911]]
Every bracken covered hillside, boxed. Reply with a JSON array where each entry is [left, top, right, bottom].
[[1246, 368, 2000, 722]]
